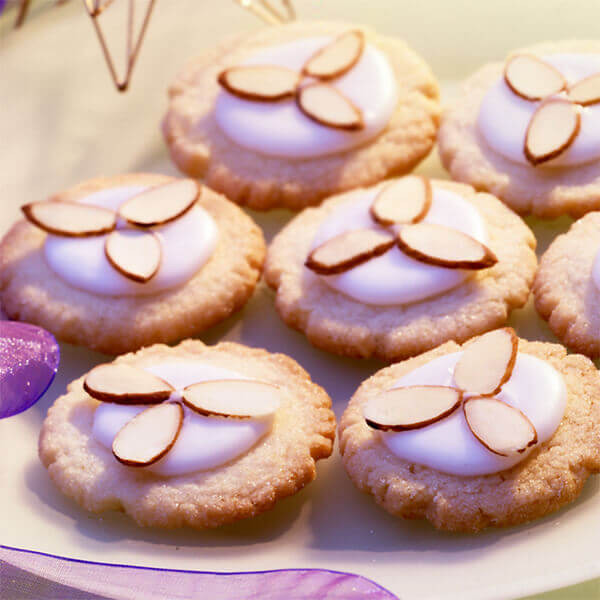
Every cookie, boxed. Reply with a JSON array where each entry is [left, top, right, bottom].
[[0, 173, 265, 355], [39, 339, 335, 528], [339, 329, 600, 532], [533, 211, 600, 357], [264, 176, 537, 361], [163, 21, 440, 211], [438, 41, 600, 219]]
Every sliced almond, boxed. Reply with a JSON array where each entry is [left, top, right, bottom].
[[504, 54, 566, 101], [305, 228, 394, 275], [105, 229, 161, 283], [83, 364, 174, 404], [302, 30, 365, 80], [363, 386, 462, 432], [182, 379, 282, 419], [112, 402, 184, 467], [396, 223, 497, 270], [524, 98, 580, 165], [463, 397, 537, 457], [370, 176, 432, 226], [118, 179, 199, 227], [296, 83, 364, 130], [218, 65, 300, 101], [453, 328, 518, 396], [21, 201, 116, 237], [567, 72, 600, 106]]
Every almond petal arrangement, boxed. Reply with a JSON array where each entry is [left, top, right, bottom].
[[363, 328, 538, 457], [83, 364, 283, 467], [21, 179, 199, 283], [503, 53, 600, 165], [217, 30, 367, 130], [305, 175, 498, 275]]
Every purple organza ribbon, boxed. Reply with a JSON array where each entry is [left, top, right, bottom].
[[0, 545, 398, 600]]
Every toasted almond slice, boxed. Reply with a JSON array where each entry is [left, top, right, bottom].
[[118, 179, 199, 227], [305, 228, 395, 275], [182, 379, 282, 419], [504, 54, 566, 101], [567, 72, 600, 106], [296, 83, 364, 130], [302, 30, 365, 80], [524, 99, 580, 165], [218, 65, 300, 101], [463, 397, 537, 457], [112, 402, 183, 467], [21, 201, 116, 237], [105, 229, 161, 283], [370, 176, 432, 226], [363, 386, 462, 432], [454, 328, 518, 396], [84, 364, 174, 404], [396, 223, 497, 270]]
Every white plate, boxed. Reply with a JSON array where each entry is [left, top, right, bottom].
[[0, 1, 599, 599]]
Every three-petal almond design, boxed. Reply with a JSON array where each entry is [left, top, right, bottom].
[[503, 53, 600, 165], [305, 175, 497, 276], [21, 179, 199, 284], [217, 30, 366, 130], [84, 364, 283, 467], [364, 328, 539, 458]]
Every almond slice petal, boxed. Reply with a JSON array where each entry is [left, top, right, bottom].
[[296, 83, 364, 130], [370, 176, 432, 226], [567, 72, 600, 106], [302, 30, 365, 80], [118, 179, 199, 227], [112, 402, 184, 467], [84, 364, 174, 404], [363, 385, 462, 432], [463, 397, 537, 457], [105, 229, 161, 283], [21, 201, 116, 237], [218, 65, 300, 101], [524, 99, 580, 166], [182, 379, 282, 419], [453, 328, 518, 396], [396, 223, 497, 270], [504, 54, 566, 101], [305, 228, 395, 275]]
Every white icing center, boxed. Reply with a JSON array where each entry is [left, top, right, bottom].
[[215, 36, 398, 158], [382, 352, 566, 476], [310, 185, 487, 306], [590, 245, 600, 292], [44, 185, 218, 297], [478, 53, 600, 167], [92, 362, 272, 477]]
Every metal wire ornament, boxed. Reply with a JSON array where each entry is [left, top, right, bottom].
[[234, 0, 295, 25]]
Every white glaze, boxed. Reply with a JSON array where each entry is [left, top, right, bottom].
[[92, 361, 272, 477], [590, 244, 600, 292], [44, 185, 218, 297], [310, 184, 487, 305], [478, 53, 600, 167], [215, 36, 398, 158], [381, 352, 566, 476]]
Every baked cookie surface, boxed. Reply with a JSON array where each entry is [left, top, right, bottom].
[[264, 178, 537, 361], [38, 339, 335, 529], [163, 20, 440, 211], [0, 173, 265, 355], [339, 334, 600, 532], [438, 40, 600, 219]]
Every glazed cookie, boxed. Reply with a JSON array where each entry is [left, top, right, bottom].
[[0, 174, 265, 355], [163, 21, 440, 210], [264, 176, 537, 361], [339, 329, 600, 532], [39, 339, 335, 528], [533, 212, 600, 357], [439, 41, 600, 218]]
